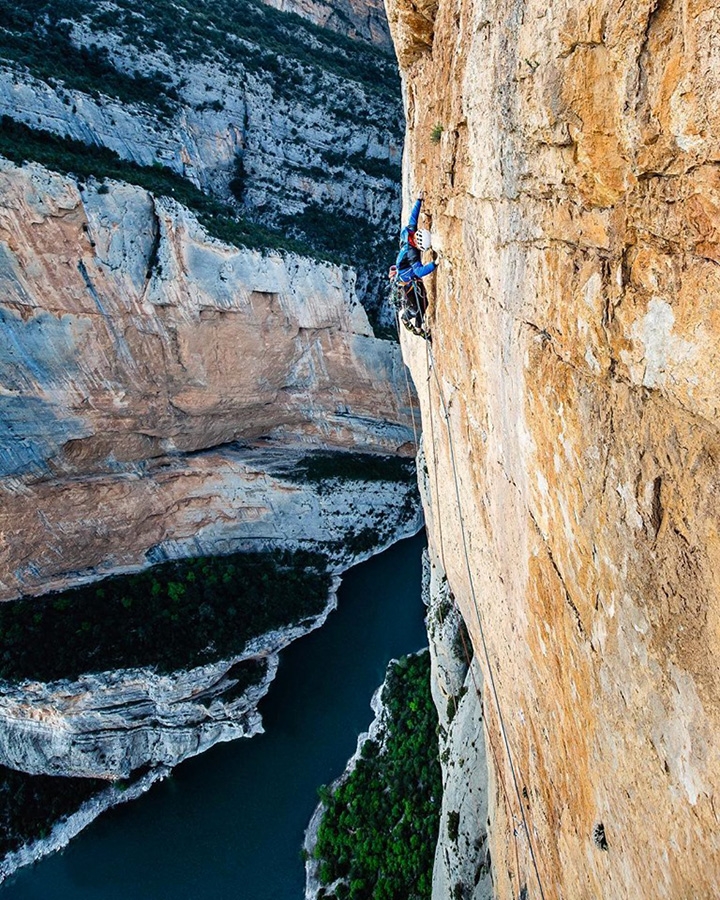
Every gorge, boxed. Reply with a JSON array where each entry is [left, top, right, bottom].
[[0, 0, 427, 882], [3, 0, 720, 897]]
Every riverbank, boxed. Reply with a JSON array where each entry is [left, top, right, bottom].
[[0, 532, 429, 899], [304, 648, 441, 900], [0, 524, 424, 889], [303, 662, 389, 899], [0, 767, 169, 885]]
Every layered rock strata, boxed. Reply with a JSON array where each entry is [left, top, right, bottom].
[[0, 0, 402, 317], [0, 464, 422, 781], [388, 0, 720, 897], [0, 581, 333, 780], [260, 0, 393, 48], [0, 160, 418, 601]]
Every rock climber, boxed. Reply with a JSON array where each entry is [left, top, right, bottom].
[[388, 191, 437, 338], [396, 191, 437, 283]]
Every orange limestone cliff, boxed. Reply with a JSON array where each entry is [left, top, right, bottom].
[[387, 0, 720, 897]]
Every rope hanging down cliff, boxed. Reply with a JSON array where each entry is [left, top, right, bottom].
[[422, 337, 527, 895], [423, 341, 548, 900]]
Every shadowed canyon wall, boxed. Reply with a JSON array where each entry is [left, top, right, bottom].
[[387, 0, 720, 897]]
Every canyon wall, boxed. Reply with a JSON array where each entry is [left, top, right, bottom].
[[388, 0, 720, 897], [0, 0, 420, 877], [0, 0, 403, 323], [0, 160, 417, 601], [259, 0, 393, 48]]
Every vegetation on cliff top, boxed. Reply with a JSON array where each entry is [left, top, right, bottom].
[[0, 549, 331, 683], [0, 0, 398, 108], [0, 116, 329, 261], [0, 116, 397, 333], [0, 766, 107, 858], [312, 651, 441, 900], [277, 452, 420, 558], [0, 0, 403, 334]]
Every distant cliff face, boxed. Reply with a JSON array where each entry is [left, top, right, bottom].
[[388, 0, 720, 897], [260, 0, 392, 48], [0, 0, 402, 324], [0, 161, 416, 601]]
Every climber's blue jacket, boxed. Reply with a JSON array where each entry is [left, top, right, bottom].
[[395, 197, 436, 282]]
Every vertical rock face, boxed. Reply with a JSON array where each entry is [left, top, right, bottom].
[[388, 0, 720, 897], [0, 161, 417, 600]]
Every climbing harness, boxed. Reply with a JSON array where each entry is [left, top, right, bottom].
[[422, 341, 548, 900], [389, 276, 431, 340]]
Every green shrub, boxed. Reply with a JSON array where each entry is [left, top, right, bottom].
[[0, 1, 178, 116], [313, 652, 441, 900], [430, 123, 444, 144], [229, 152, 247, 203], [447, 809, 460, 843], [452, 616, 471, 664]]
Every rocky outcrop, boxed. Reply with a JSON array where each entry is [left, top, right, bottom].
[[0, 581, 337, 780], [0, 59, 399, 230], [388, 0, 720, 897], [424, 555, 491, 900], [0, 460, 422, 781], [0, 0, 402, 320], [0, 160, 419, 601]]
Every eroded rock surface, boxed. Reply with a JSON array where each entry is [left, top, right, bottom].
[[388, 0, 720, 897], [0, 0, 402, 319], [0, 161, 418, 601], [260, 0, 393, 48], [0, 578, 347, 780]]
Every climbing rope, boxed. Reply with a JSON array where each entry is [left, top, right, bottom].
[[397, 313, 420, 454], [422, 342, 548, 900], [424, 334, 526, 896], [457, 615, 526, 896], [424, 339, 449, 578]]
